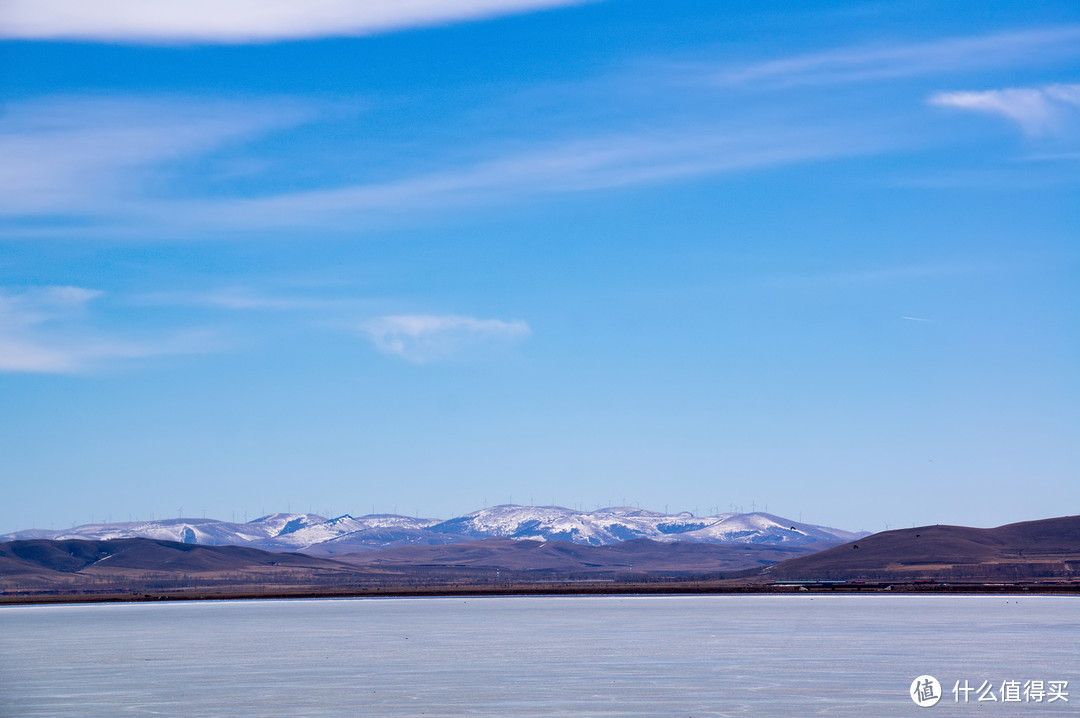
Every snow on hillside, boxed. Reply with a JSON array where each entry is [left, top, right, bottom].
[[0, 506, 866, 551], [0, 514, 328, 546], [255, 514, 442, 549], [248, 513, 328, 539], [430, 505, 857, 546], [674, 513, 860, 544]]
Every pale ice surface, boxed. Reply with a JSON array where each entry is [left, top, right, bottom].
[[1, 595, 1077, 716]]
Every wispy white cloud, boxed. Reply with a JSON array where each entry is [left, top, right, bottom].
[[0, 97, 312, 220], [929, 84, 1080, 136], [0, 286, 216, 373], [138, 290, 528, 365], [901, 315, 932, 322], [180, 125, 876, 231], [713, 26, 1080, 88], [0, 0, 591, 44], [0, 93, 880, 236], [363, 314, 530, 363]]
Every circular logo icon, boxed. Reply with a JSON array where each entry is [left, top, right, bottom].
[[910, 675, 942, 707]]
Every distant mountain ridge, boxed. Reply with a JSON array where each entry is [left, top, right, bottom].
[[4, 516, 1077, 600], [0, 505, 865, 553]]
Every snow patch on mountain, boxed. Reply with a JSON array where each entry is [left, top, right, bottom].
[[1, 514, 328, 546], [430, 506, 857, 546], [250, 514, 443, 550], [1, 506, 866, 552]]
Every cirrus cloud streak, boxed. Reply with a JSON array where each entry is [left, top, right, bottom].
[[0, 0, 592, 44], [713, 26, 1080, 89], [362, 314, 531, 363], [0, 286, 218, 373], [929, 83, 1080, 136]]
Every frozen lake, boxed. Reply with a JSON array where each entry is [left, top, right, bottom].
[[1, 595, 1077, 716]]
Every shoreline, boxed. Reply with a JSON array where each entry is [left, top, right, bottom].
[[4, 580, 1079, 606]]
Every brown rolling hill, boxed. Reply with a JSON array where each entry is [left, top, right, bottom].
[[0, 538, 356, 586], [0, 535, 831, 596], [761, 515, 1080, 582], [335, 537, 824, 574]]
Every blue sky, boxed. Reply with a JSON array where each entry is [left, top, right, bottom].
[[1, 0, 1078, 534]]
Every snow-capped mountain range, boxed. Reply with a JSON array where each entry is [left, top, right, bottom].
[[0, 505, 866, 553]]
